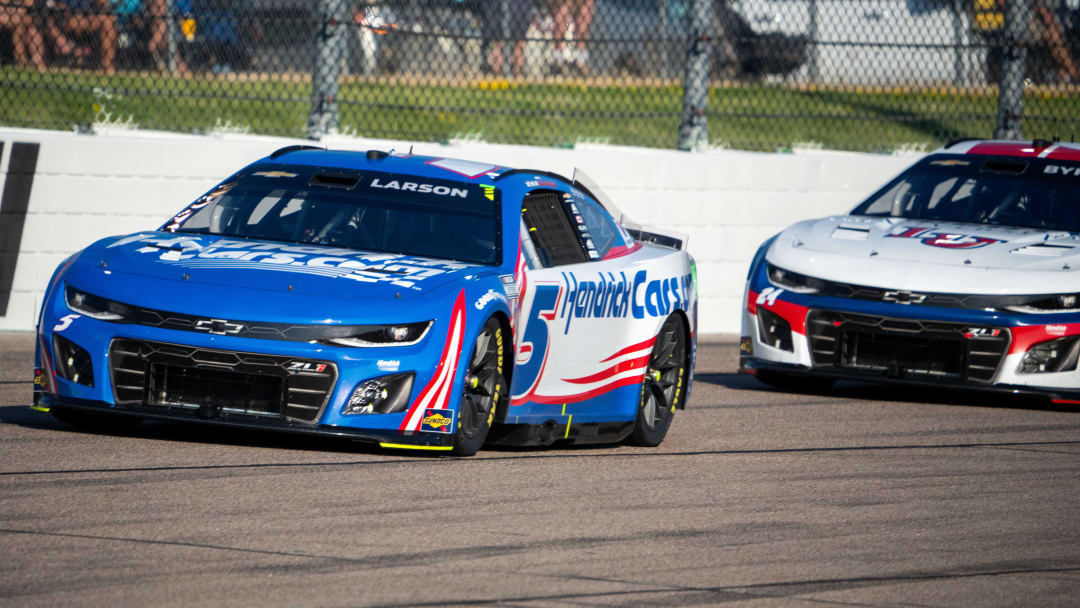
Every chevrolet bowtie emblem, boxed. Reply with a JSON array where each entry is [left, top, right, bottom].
[[882, 290, 927, 305], [194, 319, 245, 334]]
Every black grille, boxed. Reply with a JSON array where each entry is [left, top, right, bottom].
[[806, 311, 1010, 383], [109, 339, 336, 423]]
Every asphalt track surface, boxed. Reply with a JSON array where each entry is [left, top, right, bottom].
[[1, 332, 1079, 607]]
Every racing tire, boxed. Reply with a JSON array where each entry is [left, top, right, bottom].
[[754, 369, 835, 393], [628, 314, 689, 447], [51, 407, 142, 432], [452, 317, 507, 456]]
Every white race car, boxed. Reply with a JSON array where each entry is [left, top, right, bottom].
[[740, 139, 1080, 406]]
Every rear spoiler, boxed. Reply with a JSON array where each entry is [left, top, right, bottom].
[[622, 227, 688, 251]]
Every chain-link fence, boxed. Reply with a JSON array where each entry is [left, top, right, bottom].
[[1, 0, 1077, 152]]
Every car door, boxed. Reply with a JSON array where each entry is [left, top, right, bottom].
[[510, 188, 640, 406]]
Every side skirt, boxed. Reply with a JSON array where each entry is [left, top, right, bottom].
[[487, 420, 634, 447]]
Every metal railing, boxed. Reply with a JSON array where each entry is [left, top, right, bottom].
[[0, 0, 1076, 152]]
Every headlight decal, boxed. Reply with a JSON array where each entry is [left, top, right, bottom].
[[65, 285, 131, 321], [766, 263, 824, 294], [323, 321, 432, 348]]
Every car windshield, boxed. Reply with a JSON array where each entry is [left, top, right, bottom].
[[164, 165, 502, 265], [850, 154, 1080, 232]]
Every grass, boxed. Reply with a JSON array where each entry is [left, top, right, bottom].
[[2, 66, 1077, 152]]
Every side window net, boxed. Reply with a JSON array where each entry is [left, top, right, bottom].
[[522, 190, 587, 267]]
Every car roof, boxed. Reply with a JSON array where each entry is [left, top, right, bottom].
[[940, 139, 1080, 161], [252, 147, 577, 189]]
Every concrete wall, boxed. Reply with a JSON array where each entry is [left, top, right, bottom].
[[0, 127, 918, 334]]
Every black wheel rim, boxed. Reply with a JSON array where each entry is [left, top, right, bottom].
[[641, 317, 687, 430], [459, 322, 502, 440]]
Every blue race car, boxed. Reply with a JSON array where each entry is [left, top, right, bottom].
[[34, 146, 697, 455]]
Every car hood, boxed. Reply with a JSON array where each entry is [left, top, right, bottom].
[[64, 232, 488, 324], [766, 215, 1080, 295]]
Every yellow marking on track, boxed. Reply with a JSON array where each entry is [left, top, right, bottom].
[[565, 415, 572, 439], [29, 405, 50, 413], [379, 443, 453, 452]]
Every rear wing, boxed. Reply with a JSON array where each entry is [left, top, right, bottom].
[[572, 168, 689, 251]]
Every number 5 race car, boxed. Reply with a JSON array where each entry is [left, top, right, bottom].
[[34, 147, 697, 455], [741, 139, 1080, 405]]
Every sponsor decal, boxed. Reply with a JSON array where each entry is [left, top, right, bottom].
[[1046, 325, 1068, 336], [559, 270, 694, 333], [193, 318, 244, 335], [525, 180, 557, 188], [474, 288, 507, 311], [33, 367, 46, 389], [480, 185, 496, 201], [1044, 165, 1080, 177], [120, 235, 474, 289], [739, 336, 753, 356], [887, 226, 1004, 249], [377, 359, 401, 372], [964, 328, 1002, 339], [287, 361, 328, 374], [499, 274, 519, 299], [52, 314, 80, 332], [421, 408, 455, 433], [253, 170, 298, 178], [369, 178, 468, 198]]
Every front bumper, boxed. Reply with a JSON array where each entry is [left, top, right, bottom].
[[738, 357, 1080, 404], [741, 281, 1080, 405], [36, 311, 457, 449], [38, 395, 455, 450]]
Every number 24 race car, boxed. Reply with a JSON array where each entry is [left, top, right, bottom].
[[34, 147, 698, 455], [741, 139, 1080, 406]]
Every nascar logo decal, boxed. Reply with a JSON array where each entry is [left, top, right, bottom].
[[887, 226, 1004, 249], [399, 289, 466, 433]]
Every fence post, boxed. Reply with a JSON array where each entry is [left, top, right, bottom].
[[994, 0, 1029, 139], [808, 0, 819, 82], [502, 0, 512, 77], [678, 0, 711, 151], [165, 0, 178, 74], [308, 0, 348, 139]]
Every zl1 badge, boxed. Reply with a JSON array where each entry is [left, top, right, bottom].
[[421, 408, 455, 434]]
